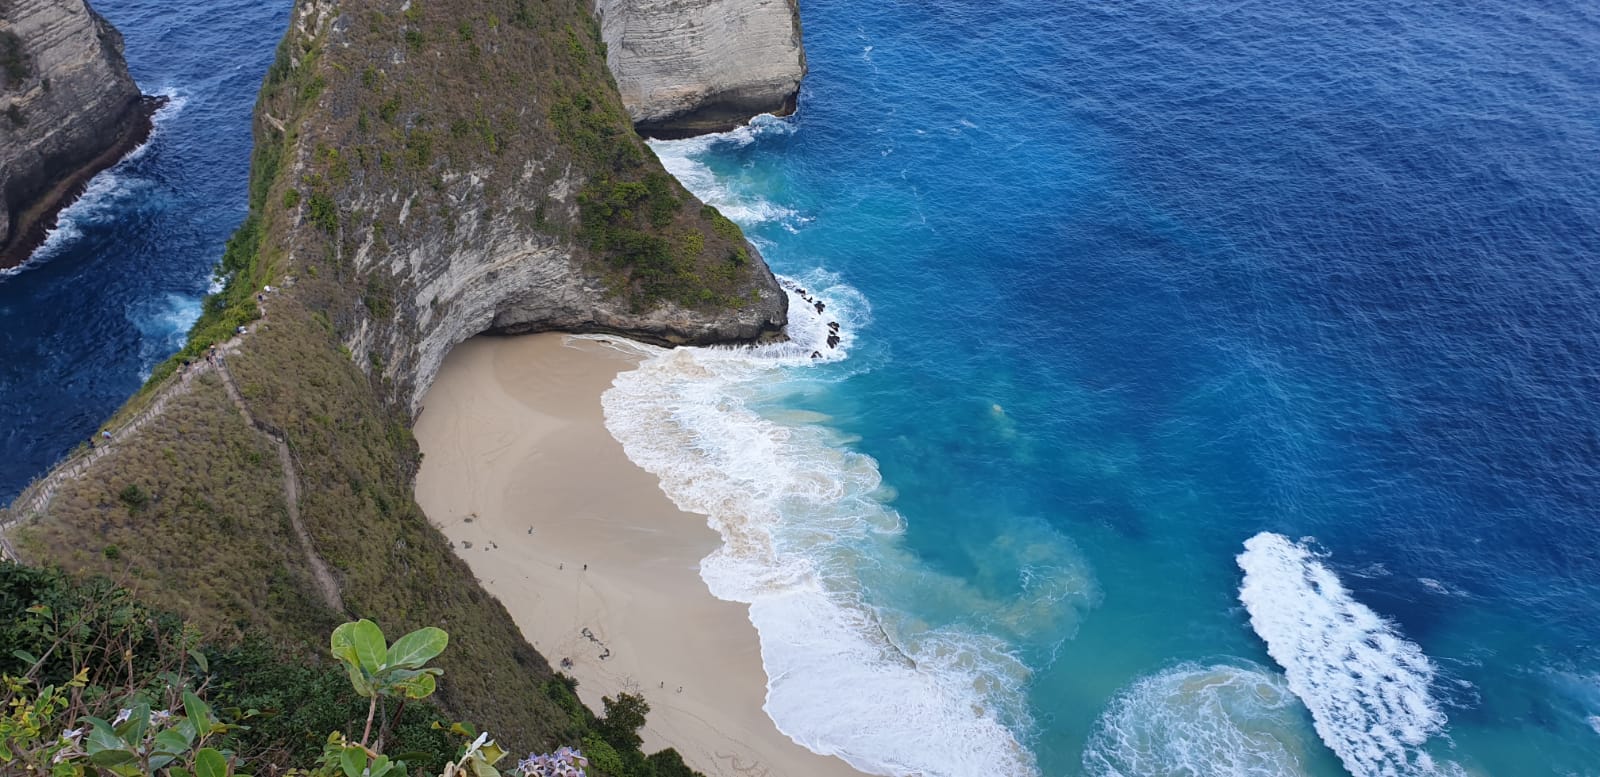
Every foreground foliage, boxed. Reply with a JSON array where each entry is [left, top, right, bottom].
[[0, 565, 699, 776]]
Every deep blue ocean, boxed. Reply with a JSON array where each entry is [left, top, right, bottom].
[[0, 0, 287, 497], [6, 0, 1600, 774]]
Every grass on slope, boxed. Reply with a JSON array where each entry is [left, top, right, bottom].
[[19, 0, 762, 762]]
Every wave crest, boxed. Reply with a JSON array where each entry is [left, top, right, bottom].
[[1084, 663, 1318, 777], [1237, 532, 1464, 777]]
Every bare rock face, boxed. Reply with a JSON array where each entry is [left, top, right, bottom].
[[0, 0, 155, 268], [265, 0, 788, 415], [593, 0, 805, 138]]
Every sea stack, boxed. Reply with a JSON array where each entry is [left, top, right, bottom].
[[0, 0, 158, 268], [593, 0, 806, 137]]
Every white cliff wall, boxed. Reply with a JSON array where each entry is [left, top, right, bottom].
[[593, 0, 804, 137]]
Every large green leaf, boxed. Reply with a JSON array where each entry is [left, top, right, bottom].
[[116, 702, 151, 742], [330, 621, 362, 665], [87, 748, 137, 767], [194, 747, 228, 777], [369, 754, 395, 777], [340, 745, 367, 777], [183, 691, 213, 733], [81, 717, 126, 755], [153, 727, 192, 756], [386, 627, 448, 670], [348, 619, 388, 674], [393, 671, 437, 700], [341, 655, 374, 698]]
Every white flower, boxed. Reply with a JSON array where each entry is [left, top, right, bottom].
[[464, 731, 490, 758], [112, 708, 132, 725]]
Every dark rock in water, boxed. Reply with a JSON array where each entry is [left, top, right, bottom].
[[810, 350, 821, 359], [828, 321, 839, 331], [826, 334, 840, 348], [814, 301, 825, 313], [0, 0, 161, 268]]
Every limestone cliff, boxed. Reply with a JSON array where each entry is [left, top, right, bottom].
[[272, 0, 787, 413], [594, 0, 804, 137], [0, 0, 156, 268], [3, 0, 788, 753]]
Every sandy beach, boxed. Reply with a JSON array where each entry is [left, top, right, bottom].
[[413, 334, 864, 777]]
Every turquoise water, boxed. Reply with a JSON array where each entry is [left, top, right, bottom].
[[4, 0, 1598, 774], [616, 0, 1600, 775]]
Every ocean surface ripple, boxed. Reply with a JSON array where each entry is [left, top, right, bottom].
[[0, 0, 290, 499], [5, 0, 1600, 774]]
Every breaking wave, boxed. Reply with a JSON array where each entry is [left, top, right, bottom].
[[1238, 533, 1465, 777], [11, 88, 188, 271], [1083, 663, 1319, 777], [597, 276, 1049, 776]]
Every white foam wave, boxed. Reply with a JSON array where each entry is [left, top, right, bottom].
[[29, 172, 136, 260], [1238, 533, 1465, 777], [596, 277, 1061, 776], [648, 116, 800, 226], [1084, 663, 1318, 777], [11, 88, 185, 271]]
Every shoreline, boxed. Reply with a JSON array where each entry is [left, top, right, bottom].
[[413, 334, 865, 777], [0, 94, 166, 269]]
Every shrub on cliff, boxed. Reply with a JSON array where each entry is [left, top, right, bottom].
[[0, 565, 700, 776]]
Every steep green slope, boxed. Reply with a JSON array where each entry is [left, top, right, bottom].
[[7, 0, 787, 759]]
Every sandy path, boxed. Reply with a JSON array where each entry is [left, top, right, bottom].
[[413, 334, 864, 777]]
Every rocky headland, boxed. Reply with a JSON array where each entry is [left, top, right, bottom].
[[594, 0, 805, 137], [0, 0, 160, 268], [2, 0, 796, 757]]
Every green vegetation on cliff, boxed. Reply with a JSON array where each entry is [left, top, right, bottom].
[[7, 0, 772, 767], [0, 566, 698, 776]]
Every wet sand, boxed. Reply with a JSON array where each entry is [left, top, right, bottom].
[[413, 334, 864, 777]]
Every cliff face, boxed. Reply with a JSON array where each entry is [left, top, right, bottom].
[[4, 0, 788, 753], [594, 0, 805, 137], [0, 0, 153, 267], [274, 0, 787, 413]]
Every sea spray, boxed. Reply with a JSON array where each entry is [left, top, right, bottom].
[[595, 278, 1054, 776], [1237, 533, 1465, 777], [1083, 663, 1319, 777], [649, 116, 801, 229], [22, 89, 188, 268]]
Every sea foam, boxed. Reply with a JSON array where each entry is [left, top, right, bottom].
[[1083, 663, 1318, 777], [649, 116, 800, 229], [12, 88, 187, 272], [1237, 532, 1464, 777], [603, 120, 1068, 776], [598, 277, 1044, 777]]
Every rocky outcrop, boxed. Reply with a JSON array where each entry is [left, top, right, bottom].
[[258, 0, 788, 414], [593, 0, 805, 137], [0, 0, 157, 268], [2, 0, 790, 753]]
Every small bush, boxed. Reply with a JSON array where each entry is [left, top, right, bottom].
[[308, 192, 338, 232], [580, 734, 625, 776], [118, 483, 149, 512]]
